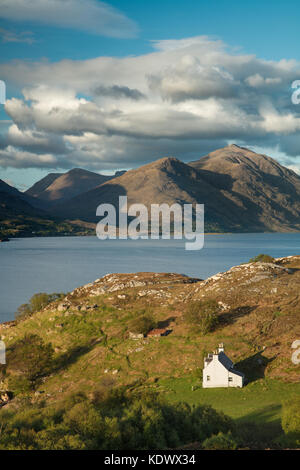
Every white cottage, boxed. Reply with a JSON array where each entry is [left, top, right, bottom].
[[202, 344, 244, 388]]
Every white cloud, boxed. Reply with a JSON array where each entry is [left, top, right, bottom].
[[0, 145, 57, 168], [0, 0, 138, 38], [150, 36, 224, 52], [1, 36, 300, 170], [0, 27, 35, 44]]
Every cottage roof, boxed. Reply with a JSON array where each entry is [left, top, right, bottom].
[[218, 351, 234, 371]]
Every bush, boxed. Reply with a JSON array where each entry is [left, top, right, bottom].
[[249, 254, 275, 263], [202, 432, 238, 450], [16, 292, 65, 321], [185, 300, 220, 334], [129, 313, 156, 335]]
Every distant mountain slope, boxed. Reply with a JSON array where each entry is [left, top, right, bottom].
[[0, 179, 24, 197], [25, 172, 62, 199], [0, 178, 50, 210], [52, 147, 300, 232], [0, 191, 44, 219], [51, 157, 257, 231], [4, 144, 300, 233], [0, 179, 44, 217], [189, 144, 300, 231], [0, 179, 93, 238], [25, 168, 115, 204]]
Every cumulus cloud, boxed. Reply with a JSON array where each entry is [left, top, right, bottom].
[[0, 0, 138, 38], [148, 56, 238, 102], [4, 124, 68, 155], [0, 146, 58, 168], [1, 35, 300, 170]]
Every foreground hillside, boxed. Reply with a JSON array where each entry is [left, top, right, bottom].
[[0, 256, 300, 449]]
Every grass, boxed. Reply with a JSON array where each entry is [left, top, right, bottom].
[[159, 376, 300, 441]]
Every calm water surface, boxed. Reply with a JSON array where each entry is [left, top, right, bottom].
[[0, 233, 299, 322]]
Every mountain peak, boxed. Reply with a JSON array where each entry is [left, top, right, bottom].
[[26, 168, 115, 204], [211, 143, 257, 156], [67, 168, 96, 176], [144, 156, 185, 171]]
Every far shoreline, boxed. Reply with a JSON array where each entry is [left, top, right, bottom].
[[3, 230, 300, 241]]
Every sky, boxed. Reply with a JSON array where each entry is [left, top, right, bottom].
[[1, 0, 300, 190]]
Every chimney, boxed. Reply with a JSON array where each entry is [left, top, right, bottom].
[[218, 343, 224, 353]]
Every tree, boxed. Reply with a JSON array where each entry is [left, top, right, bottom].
[[16, 292, 65, 321], [129, 314, 156, 335], [185, 299, 220, 334], [7, 334, 54, 390]]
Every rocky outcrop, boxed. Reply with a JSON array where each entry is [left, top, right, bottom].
[[66, 272, 200, 301]]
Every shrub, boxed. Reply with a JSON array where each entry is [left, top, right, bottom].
[[202, 432, 238, 450], [234, 421, 267, 449], [249, 254, 275, 263], [185, 300, 220, 334], [129, 313, 156, 335], [16, 292, 65, 321]]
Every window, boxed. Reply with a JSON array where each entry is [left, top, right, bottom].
[[206, 376, 210, 381], [228, 377, 233, 382]]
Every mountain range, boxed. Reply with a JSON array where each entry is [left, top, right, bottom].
[[2, 144, 300, 235], [25, 168, 125, 205]]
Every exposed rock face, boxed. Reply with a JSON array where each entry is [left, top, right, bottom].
[[57, 303, 70, 312], [190, 259, 296, 310], [66, 272, 200, 301], [198, 261, 293, 290]]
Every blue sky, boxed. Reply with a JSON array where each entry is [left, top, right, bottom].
[[2, 0, 300, 62], [1, 0, 300, 189]]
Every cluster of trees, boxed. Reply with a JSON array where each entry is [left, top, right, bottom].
[[184, 299, 220, 334], [0, 389, 236, 450], [0, 216, 93, 240], [16, 292, 65, 321]]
